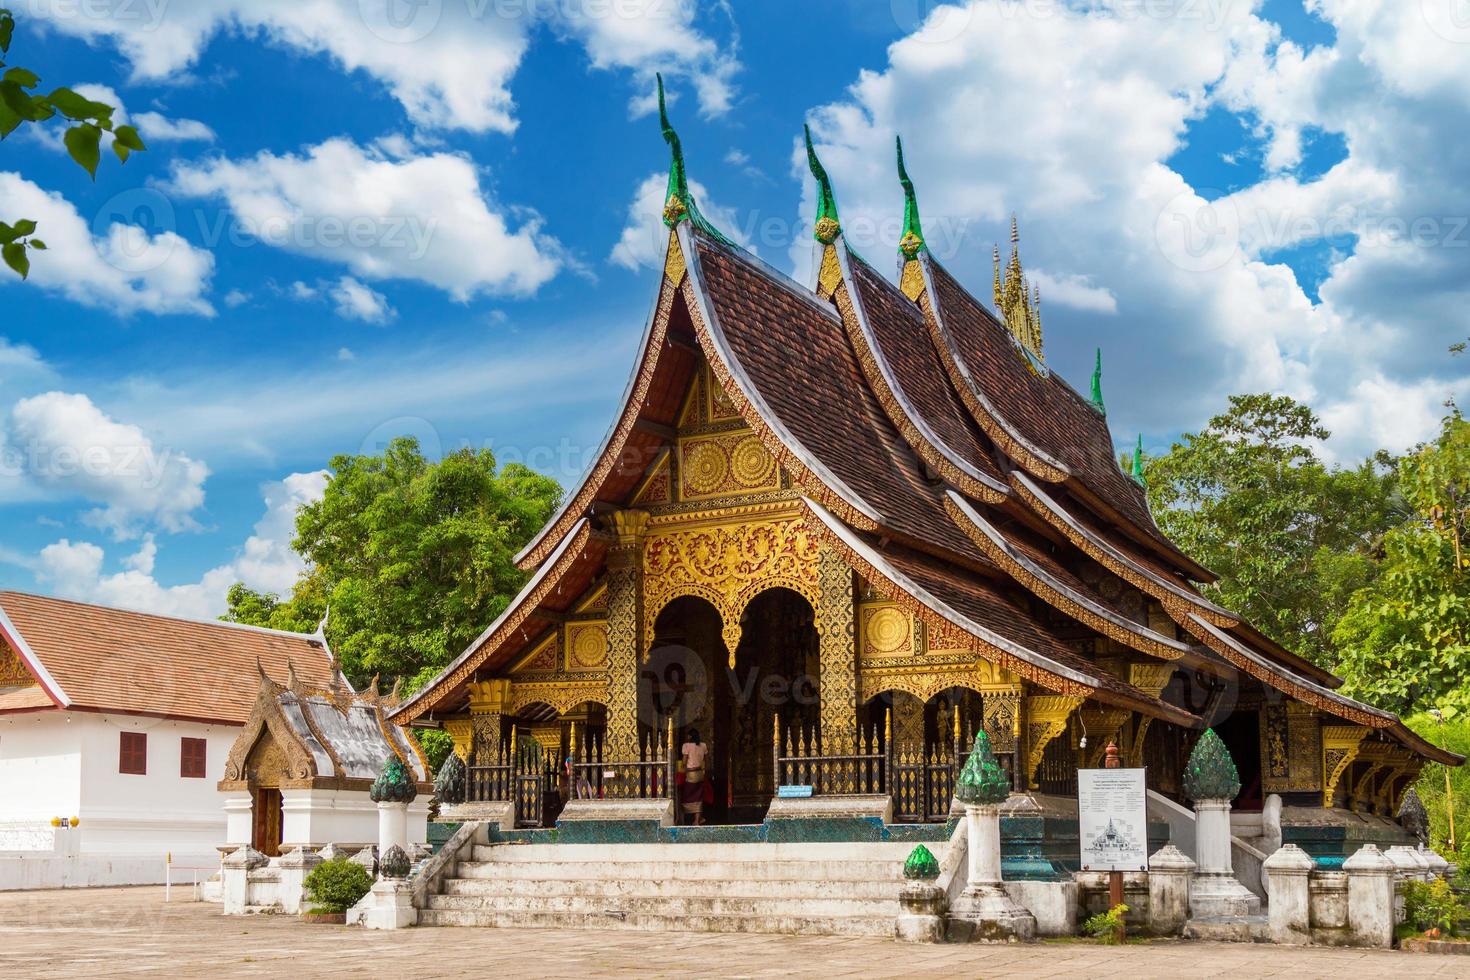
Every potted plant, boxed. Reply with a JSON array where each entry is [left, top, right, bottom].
[[300, 856, 373, 924]]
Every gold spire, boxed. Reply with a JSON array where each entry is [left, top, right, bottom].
[[993, 215, 1043, 362]]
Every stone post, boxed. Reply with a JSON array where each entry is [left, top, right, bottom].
[[947, 730, 1036, 942], [1422, 844, 1451, 881], [220, 845, 266, 916], [896, 845, 945, 943], [1263, 844, 1314, 945], [378, 801, 409, 855], [1182, 729, 1260, 936], [1146, 844, 1195, 936], [1343, 844, 1395, 948], [275, 845, 322, 915]]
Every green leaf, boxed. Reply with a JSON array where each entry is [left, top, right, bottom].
[[2, 66, 36, 88], [11, 218, 34, 236], [0, 221, 14, 245], [0, 77, 38, 121], [28, 238, 45, 250], [63, 122, 101, 178], [3, 240, 29, 279], [0, 11, 13, 56], [112, 140, 129, 163], [46, 86, 113, 122], [113, 124, 145, 151], [0, 100, 19, 138]]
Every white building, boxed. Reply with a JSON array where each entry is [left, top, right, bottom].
[[0, 591, 339, 889]]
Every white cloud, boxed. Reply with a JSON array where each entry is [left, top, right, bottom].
[[796, 0, 1470, 460], [29, 1, 738, 133], [7, 391, 209, 537], [336, 347, 355, 361], [610, 171, 750, 272], [133, 111, 216, 143], [34, 469, 328, 620], [222, 288, 250, 308], [0, 173, 214, 316], [329, 276, 395, 323], [169, 138, 562, 299], [1029, 270, 1118, 315]]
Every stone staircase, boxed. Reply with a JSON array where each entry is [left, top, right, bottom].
[[418, 840, 915, 937]]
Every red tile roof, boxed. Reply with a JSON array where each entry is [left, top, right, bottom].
[[0, 592, 339, 725]]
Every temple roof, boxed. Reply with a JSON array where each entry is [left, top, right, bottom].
[[0, 591, 340, 725]]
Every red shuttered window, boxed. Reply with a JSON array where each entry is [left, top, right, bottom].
[[180, 737, 207, 778], [119, 731, 147, 775]]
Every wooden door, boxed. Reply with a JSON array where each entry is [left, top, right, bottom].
[[252, 787, 283, 856]]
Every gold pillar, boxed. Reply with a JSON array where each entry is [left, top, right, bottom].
[[1322, 725, 1367, 808], [816, 544, 858, 754], [467, 678, 511, 763], [604, 510, 649, 768]]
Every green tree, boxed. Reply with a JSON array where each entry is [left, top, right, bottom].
[[225, 437, 561, 693], [0, 8, 146, 277], [1143, 394, 1397, 669], [1334, 413, 1470, 713]]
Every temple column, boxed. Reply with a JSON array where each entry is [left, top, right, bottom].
[[816, 543, 858, 754], [604, 510, 649, 779], [442, 718, 473, 761], [467, 679, 511, 763]]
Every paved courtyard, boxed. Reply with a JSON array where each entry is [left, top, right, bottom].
[[0, 887, 1466, 978]]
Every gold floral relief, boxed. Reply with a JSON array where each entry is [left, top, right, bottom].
[[0, 646, 36, 689], [678, 430, 779, 501], [565, 622, 610, 672], [642, 511, 821, 660], [858, 602, 914, 659]]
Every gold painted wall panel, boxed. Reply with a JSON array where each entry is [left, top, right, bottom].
[[858, 601, 915, 659], [565, 621, 609, 672]]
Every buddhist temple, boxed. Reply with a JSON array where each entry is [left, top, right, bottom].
[[391, 78, 1458, 853]]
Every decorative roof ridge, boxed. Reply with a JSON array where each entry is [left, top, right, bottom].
[[1089, 348, 1106, 416], [802, 495, 1202, 729], [896, 134, 925, 259], [944, 489, 1193, 660], [396, 518, 594, 723], [1009, 470, 1234, 621], [831, 242, 1010, 501], [912, 250, 1073, 479], [677, 222, 886, 531], [687, 221, 843, 325], [804, 124, 841, 245], [514, 240, 680, 570]]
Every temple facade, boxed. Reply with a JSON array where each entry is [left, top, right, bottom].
[[391, 84, 1458, 844]]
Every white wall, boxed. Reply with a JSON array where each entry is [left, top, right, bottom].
[[0, 711, 242, 888]]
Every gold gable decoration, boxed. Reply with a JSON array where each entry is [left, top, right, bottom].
[[0, 645, 36, 689], [642, 509, 822, 666], [994, 216, 1043, 363], [565, 621, 610, 672]]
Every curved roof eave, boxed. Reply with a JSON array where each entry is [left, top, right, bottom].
[[1011, 470, 1238, 627], [831, 242, 1009, 503], [395, 519, 593, 724], [945, 489, 1192, 661], [677, 223, 885, 531], [514, 242, 678, 571]]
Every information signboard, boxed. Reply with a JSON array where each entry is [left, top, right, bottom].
[[1077, 767, 1148, 873]]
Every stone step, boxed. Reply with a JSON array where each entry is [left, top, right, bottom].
[[439, 875, 900, 901], [455, 859, 902, 881], [416, 907, 898, 937], [470, 842, 917, 864], [427, 891, 899, 919]]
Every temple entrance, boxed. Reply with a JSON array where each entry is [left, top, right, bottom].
[[867, 687, 990, 823], [648, 588, 818, 824], [1216, 710, 1264, 811], [251, 787, 282, 856]]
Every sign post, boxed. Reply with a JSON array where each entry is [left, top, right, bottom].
[[1078, 742, 1147, 942]]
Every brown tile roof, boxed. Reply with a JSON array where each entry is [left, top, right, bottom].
[[921, 257, 1201, 570], [0, 592, 338, 725], [688, 231, 988, 564], [844, 250, 1009, 493]]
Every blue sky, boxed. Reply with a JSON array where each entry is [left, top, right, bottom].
[[0, 0, 1467, 618]]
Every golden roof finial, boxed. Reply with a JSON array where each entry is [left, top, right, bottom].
[[993, 216, 1044, 363]]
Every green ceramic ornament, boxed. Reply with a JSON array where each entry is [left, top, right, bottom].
[[903, 844, 941, 880], [954, 729, 1010, 805], [370, 756, 418, 804], [1183, 728, 1240, 802]]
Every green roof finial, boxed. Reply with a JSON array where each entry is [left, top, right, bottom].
[[658, 73, 690, 228], [897, 135, 925, 259], [805, 124, 841, 245], [1130, 435, 1145, 485], [1089, 348, 1105, 415], [903, 844, 941, 880]]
